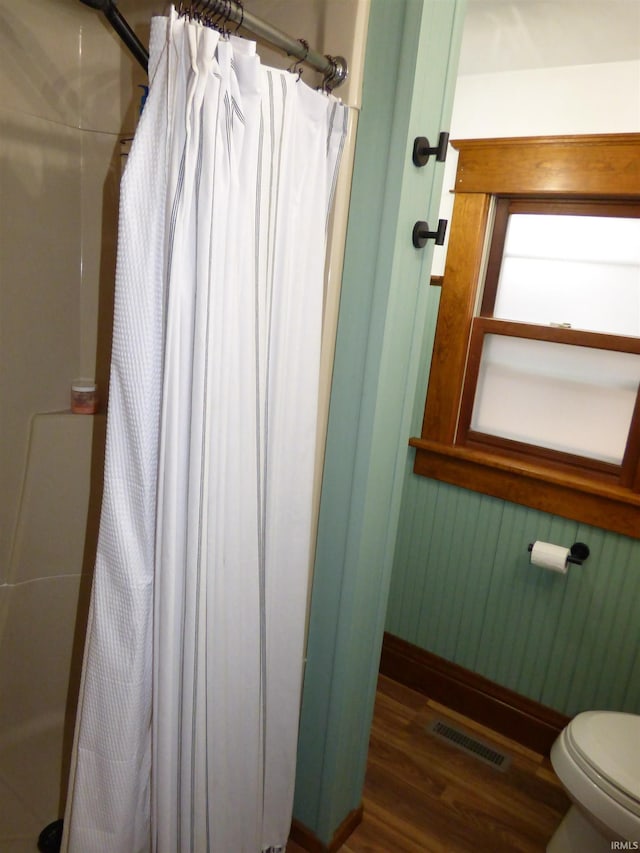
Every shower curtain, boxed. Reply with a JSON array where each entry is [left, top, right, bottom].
[[62, 10, 348, 852]]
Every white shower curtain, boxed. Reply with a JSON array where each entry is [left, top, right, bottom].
[[62, 10, 348, 852]]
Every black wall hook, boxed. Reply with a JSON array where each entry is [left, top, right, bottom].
[[412, 132, 450, 167], [412, 219, 447, 249]]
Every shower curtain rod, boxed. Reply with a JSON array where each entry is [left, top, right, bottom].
[[79, 0, 348, 91]]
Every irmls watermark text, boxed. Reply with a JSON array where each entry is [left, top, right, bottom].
[[611, 843, 640, 850]]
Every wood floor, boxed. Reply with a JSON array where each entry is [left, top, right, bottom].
[[288, 675, 571, 852]]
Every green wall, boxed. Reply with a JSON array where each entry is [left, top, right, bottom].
[[387, 439, 640, 717], [293, 0, 467, 844]]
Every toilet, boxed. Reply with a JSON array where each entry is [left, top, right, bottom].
[[548, 711, 640, 851]]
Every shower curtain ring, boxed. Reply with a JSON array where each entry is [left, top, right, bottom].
[[209, 0, 230, 33], [233, 0, 244, 33], [288, 38, 308, 81], [223, 0, 234, 35]]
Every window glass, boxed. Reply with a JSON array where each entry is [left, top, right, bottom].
[[493, 214, 640, 336], [471, 335, 640, 464]]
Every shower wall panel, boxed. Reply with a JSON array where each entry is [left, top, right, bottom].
[[0, 0, 149, 844]]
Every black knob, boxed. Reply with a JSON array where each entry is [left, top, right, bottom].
[[412, 219, 447, 249], [570, 542, 590, 562], [412, 132, 449, 167]]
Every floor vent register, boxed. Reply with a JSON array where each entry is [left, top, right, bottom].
[[427, 719, 512, 772]]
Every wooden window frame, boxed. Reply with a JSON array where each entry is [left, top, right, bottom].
[[460, 197, 640, 483], [410, 134, 640, 538]]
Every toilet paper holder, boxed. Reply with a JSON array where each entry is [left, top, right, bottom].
[[528, 541, 590, 565]]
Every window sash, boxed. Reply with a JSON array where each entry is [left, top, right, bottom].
[[458, 318, 640, 482], [480, 199, 640, 330]]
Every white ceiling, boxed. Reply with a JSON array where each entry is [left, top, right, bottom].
[[459, 0, 640, 74]]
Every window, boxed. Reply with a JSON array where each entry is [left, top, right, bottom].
[[410, 135, 640, 538]]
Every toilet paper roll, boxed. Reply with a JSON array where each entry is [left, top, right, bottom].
[[529, 541, 570, 574]]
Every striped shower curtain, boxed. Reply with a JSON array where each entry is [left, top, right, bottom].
[[62, 9, 348, 852]]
